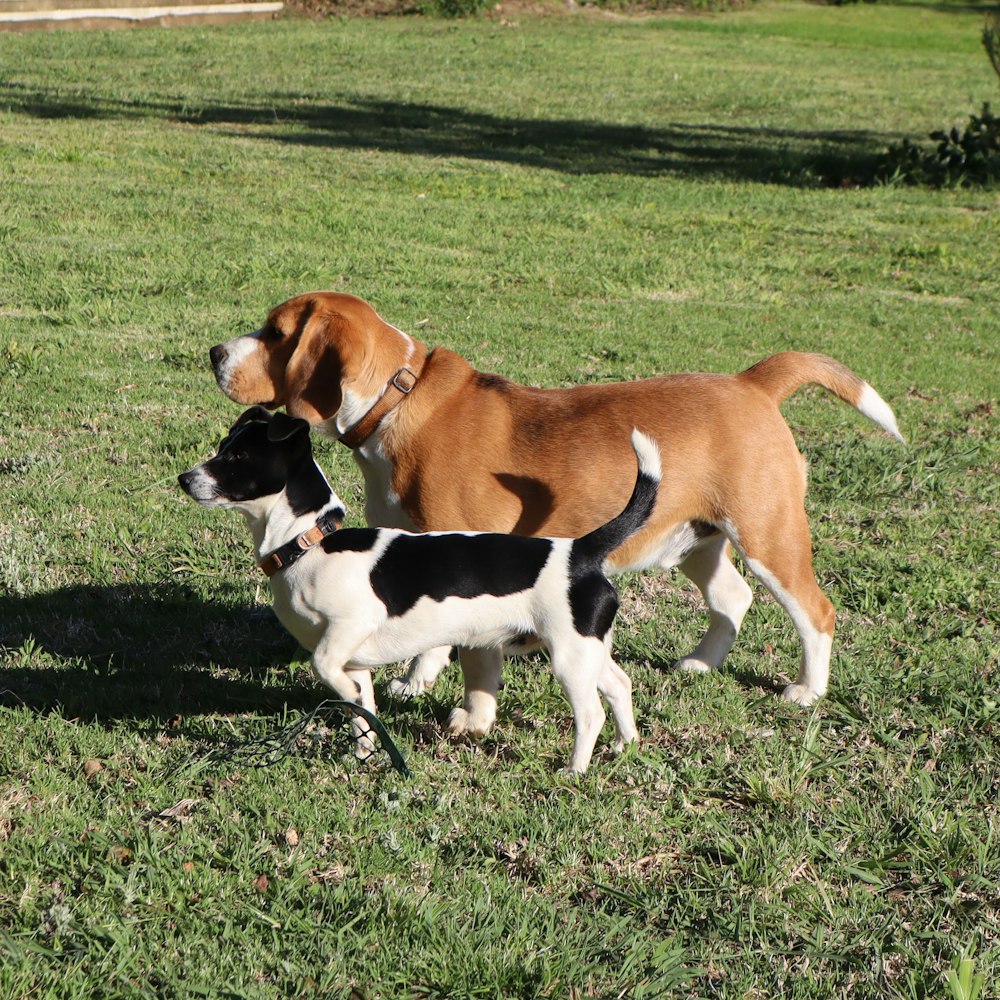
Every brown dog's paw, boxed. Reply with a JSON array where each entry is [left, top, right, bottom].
[[446, 706, 494, 739], [676, 656, 713, 675], [781, 683, 823, 707], [388, 675, 432, 700]]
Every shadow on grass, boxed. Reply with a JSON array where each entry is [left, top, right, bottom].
[[0, 581, 313, 722], [0, 82, 887, 186]]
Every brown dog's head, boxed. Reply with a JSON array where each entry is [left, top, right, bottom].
[[209, 292, 420, 430]]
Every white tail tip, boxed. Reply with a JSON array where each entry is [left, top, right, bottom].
[[631, 428, 662, 480], [857, 384, 905, 443]]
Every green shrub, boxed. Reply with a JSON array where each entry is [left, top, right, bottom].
[[420, 0, 491, 16], [878, 103, 1000, 187]]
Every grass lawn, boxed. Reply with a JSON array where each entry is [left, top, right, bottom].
[[1, 1, 998, 996]]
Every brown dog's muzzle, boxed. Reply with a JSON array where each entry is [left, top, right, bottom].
[[209, 344, 228, 370]]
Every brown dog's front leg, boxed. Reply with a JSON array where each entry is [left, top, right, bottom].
[[446, 647, 502, 739], [388, 644, 453, 699]]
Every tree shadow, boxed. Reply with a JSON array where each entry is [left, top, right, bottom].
[[900, 1, 997, 12], [0, 581, 313, 723], [0, 82, 888, 186]]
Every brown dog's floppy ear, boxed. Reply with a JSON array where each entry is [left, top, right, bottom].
[[284, 307, 352, 426], [267, 411, 310, 443]]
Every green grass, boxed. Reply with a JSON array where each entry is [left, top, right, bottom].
[[1, 3, 998, 997]]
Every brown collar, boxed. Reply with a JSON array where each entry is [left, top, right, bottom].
[[338, 350, 425, 450], [258, 509, 343, 578]]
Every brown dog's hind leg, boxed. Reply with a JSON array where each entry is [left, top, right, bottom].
[[727, 510, 835, 706], [674, 533, 754, 675]]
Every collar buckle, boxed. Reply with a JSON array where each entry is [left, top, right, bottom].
[[339, 357, 424, 450], [391, 367, 416, 394], [259, 511, 344, 578]]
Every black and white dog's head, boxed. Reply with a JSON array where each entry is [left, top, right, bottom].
[[178, 406, 339, 518]]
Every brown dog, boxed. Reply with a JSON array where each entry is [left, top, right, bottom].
[[210, 291, 903, 738]]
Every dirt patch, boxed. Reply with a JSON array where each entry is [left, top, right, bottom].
[[281, 0, 696, 20]]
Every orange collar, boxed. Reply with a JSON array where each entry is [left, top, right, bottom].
[[338, 351, 425, 450]]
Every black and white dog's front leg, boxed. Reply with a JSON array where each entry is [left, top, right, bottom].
[[310, 629, 379, 759]]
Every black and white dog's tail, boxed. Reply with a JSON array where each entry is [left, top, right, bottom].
[[572, 429, 661, 567]]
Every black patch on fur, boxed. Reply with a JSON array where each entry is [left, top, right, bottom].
[[474, 371, 514, 392], [568, 575, 619, 639], [285, 460, 334, 517], [369, 533, 553, 618], [320, 528, 380, 555], [571, 466, 659, 568], [192, 413, 332, 516]]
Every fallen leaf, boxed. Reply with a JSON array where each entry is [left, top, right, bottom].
[[155, 798, 199, 821]]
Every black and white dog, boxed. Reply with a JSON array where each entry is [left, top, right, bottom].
[[179, 407, 661, 773]]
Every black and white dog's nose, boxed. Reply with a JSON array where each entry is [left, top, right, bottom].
[[209, 344, 228, 369]]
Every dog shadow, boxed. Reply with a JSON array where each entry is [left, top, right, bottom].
[[0, 581, 316, 723], [613, 630, 784, 701], [492, 473, 556, 536]]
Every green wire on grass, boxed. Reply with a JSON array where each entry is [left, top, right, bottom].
[[175, 700, 411, 778]]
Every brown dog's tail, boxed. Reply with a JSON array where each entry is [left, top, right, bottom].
[[739, 351, 904, 442]]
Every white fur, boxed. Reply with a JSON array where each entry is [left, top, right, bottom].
[[319, 388, 418, 530], [180, 467, 236, 506], [674, 533, 754, 674], [387, 646, 451, 699], [212, 330, 264, 397], [742, 555, 831, 705], [631, 428, 662, 481], [353, 439, 417, 531], [280, 525, 632, 773], [857, 383, 904, 442], [332, 386, 385, 441]]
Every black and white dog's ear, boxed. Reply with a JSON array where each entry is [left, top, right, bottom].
[[231, 406, 272, 432], [267, 410, 310, 443]]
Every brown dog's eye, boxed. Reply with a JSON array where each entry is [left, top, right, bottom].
[[265, 326, 284, 341]]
